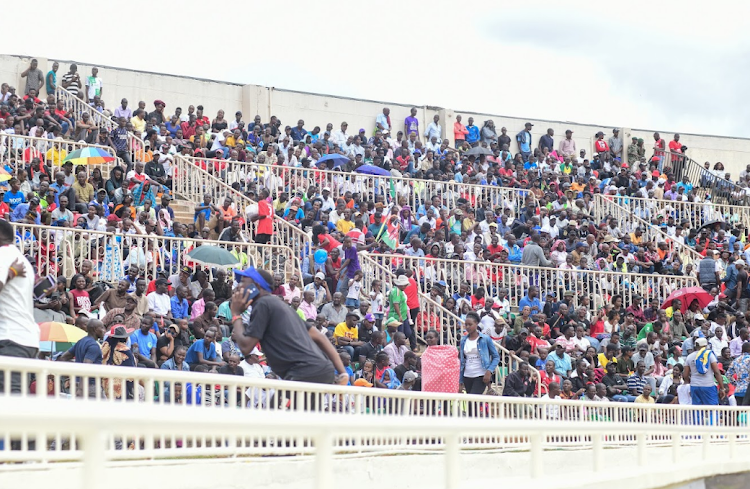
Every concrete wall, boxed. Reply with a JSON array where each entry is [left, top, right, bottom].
[[2, 54, 747, 176]]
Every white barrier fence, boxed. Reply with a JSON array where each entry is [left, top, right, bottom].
[[10, 222, 300, 283], [1, 393, 749, 489]]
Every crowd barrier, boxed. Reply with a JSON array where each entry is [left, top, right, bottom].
[[0, 133, 121, 176], [10, 222, 299, 283], [653, 149, 749, 205], [0, 356, 747, 467], [612, 194, 750, 235], [592, 195, 703, 263], [365, 253, 698, 314]]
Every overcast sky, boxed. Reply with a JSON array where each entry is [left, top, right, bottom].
[[5, 0, 748, 137]]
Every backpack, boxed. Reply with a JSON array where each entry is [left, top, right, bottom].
[[695, 348, 714, 375]]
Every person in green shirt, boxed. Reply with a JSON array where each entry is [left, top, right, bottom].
[[387, 275, 410, 326]]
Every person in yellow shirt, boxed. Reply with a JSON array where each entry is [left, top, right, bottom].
[[45, 143, 67, 169], [570, 177, 585, 194], [333, 312, 363, 358], [634, 383, 655, 403], [630, 228, 644, 246], [336, 209, 355, 234], [130, 109, 146, 133], [597, 344, 619, 369]]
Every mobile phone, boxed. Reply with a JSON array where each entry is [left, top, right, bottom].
[[244, 283, 260, 302]]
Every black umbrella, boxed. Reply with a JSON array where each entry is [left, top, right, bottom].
[[697, 220, 730, 234], [464, 146, 493, 156]]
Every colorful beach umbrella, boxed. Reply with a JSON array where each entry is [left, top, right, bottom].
[[63, 147, 116, 165], [0, 169, 11, 182], [38, 322, 87, 343]]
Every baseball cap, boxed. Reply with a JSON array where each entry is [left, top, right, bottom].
[[364, 313, 375, 322], [695, 337, 708, 348], [403, 371, 418, 383], [315, 272, 326, 280]]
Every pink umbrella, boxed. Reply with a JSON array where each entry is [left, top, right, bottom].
[[660, 286, 713, 313]]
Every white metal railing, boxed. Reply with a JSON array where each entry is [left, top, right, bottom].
[[365, 253, 698, 313], [54, 85, 141, 166], [0, 133, 120, 175], [612, 194, 750, 235], [2, 399, 749, 489], [9, 222, 299, 283], [2, 356, 750, 488], [172, 154, 312, 262], [226, 159, 533, 214], [593, 194, 703, 263], [55, 86, 116, 132]]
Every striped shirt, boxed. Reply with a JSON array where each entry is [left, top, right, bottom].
[[627, 373, 647, 395], [62, 72, 82, 97]]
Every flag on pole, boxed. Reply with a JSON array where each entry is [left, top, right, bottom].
[[376, 204, 399, 250]]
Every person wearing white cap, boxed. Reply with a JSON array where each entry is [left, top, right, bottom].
[[684, 336, 724, 406], [303, 271, 331, 308], [320, 187, 335, 212]]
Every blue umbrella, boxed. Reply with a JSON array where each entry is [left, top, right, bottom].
[[355, 164, 391, 177], [317, 153, 350, 168]]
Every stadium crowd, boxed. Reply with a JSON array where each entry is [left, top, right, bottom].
[[1, 60, 750, 410]]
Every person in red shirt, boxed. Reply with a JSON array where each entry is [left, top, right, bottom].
[[0, 189, 9, 219], [403, 270, 420, 352], [653, 132, 666, 160], [251, 188, 274, 244], [594, 131, 609, 155]]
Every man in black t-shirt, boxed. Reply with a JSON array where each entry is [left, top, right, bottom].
[[231, 267, 347, 385]]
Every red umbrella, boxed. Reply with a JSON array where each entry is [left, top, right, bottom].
[[661, 286, 713, 313]]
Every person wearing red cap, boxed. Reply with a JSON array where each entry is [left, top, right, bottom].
[[149, 100, 166, 125]]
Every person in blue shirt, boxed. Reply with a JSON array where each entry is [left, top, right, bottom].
[[185, 329, 223, 370], [3, 178, 26, 212], [516, 122, 533, 160], [506, 235, 523, 264], [465, 117, 480, 145], [60, 319, 105, 365], [170, 285, 190, 320], [10, 196, 40, 223], [131, 318, 158, 367], [519, 285, 542, 315]]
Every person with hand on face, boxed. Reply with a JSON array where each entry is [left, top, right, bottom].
[[230, 266, 348, 386]]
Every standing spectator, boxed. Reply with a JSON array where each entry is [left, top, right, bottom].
[[45, 61, 59, 95], [61, 64, 82, 99], [21, 58, 44, 95], [0, 219, 39, 393], [424, 114, 441, 143], [684, 337, 724, 406], [465, 117, 479, 145], [250, 188, 273, 244], [86, 67, 103, 103], [559, 129, 576, 158], [404, 107, 419, 137], [539, 128, 554, 153], [608, 128, 622, 160], [453, 115, 468, 147], [459, 311, 500, 397], [516, 122, 533, 160], [376, 107, 390, 133]]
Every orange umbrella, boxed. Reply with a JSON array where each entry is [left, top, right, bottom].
[[38, 322, 87, 343]]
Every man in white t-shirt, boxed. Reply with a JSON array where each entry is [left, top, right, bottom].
[[0, 219, 40, 393], [147, 278, 172, 321]]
